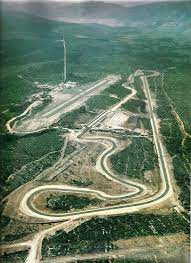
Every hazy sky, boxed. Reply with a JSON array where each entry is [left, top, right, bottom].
[[1, 0, 184, 2]]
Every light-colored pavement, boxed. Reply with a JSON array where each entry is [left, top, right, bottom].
[[19, 70, 173, 222], [19, 136, 147, 221], [6, 75, 120, 135], [2, 70, 174, 263]]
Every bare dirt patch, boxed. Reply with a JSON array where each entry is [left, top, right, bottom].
[[101, 110, 129, 128], [114, 232, 189, 251], [52, 140, 129, 196]]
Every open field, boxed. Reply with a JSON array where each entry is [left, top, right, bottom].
[[41, 211, 189, 258], [111, 137, 158, 181]]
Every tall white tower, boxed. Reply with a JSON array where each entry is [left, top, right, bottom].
[[62, 35, 67, 82]]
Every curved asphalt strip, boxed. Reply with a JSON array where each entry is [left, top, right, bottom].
[[26, 138, 145, 217], [21, 71, 172, 221]]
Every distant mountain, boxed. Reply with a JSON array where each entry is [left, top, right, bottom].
[[2, 1, 191, 24], [1, 9, 113, 41], [2, 1, 126, 26], [1, 1, 191, 38]]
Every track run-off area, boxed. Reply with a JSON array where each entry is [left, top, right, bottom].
[[3, 70, 175, 263]]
